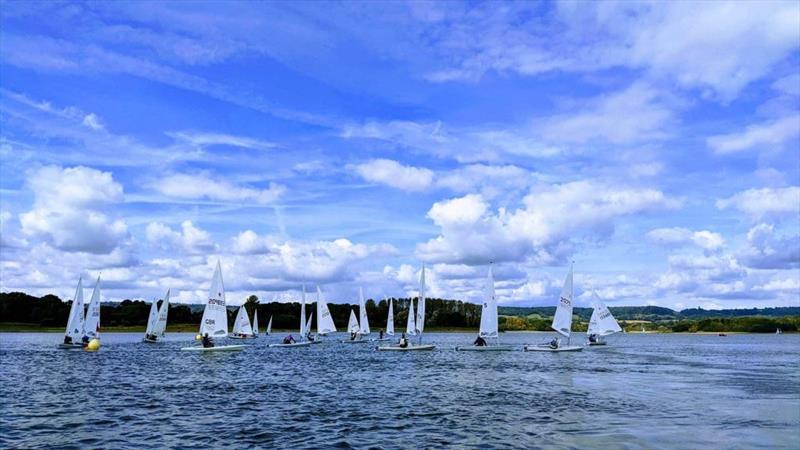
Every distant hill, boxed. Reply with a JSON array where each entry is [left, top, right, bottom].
[[498, 305, 800, 321]]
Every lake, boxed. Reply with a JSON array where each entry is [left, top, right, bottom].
[[1, 332, 798, 449]]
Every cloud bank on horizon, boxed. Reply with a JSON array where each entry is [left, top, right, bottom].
[[0, 1, 798, 310]]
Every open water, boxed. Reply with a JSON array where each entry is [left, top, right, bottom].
[[1, 332, 798, 449]]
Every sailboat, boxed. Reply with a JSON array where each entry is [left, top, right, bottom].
[[181, 261, 245, 352], [230, 304, 255, 339], [776, 328, 783, 334], [315, 285, 337, 338], [144, 289, 170, 343], [373, 297, 394, 342], [58, 278, 86, 349], [266, 315, 272, 335], [143, 298, 160, 343], [83, 276, 102, 342], [586, 291, 622, 346], [342, 308, 368, 343], [378, 264, 435, 351], [524, 263, 583, 352], [456, 264, 512, 351], [253, 310, 259, 337], [269, 285, 312, 348]]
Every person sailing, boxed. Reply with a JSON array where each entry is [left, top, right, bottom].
[[282, 334, 296, 344], [379, 329, 384, 340], [588, 334, 598, 343], [473, 335, 487, 347], [548, 337, 560, 349], [201, 333, 214, 348], [63, 335, 73, 345], [349, 331, 358, 341], [398, 332, 408, 348]]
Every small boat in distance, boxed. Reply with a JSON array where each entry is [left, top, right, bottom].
[[586, 291, 622, 346], [181, 261, 244, 352], [266, 315, 272, 335], [229, 304, 255, 339], [315, 285, 337, 338], [378, 264, 435, 351], [58, 278, 86, 349], [269, 285, 312, 348], [373, 297, 394, 342], [456, 264, 512, 351], [144, 289, 170, 343], [342, 308, 368, 343], [253, 310, 259, 337], [776, 328, 783, 334], [524, 263, 583, 352]]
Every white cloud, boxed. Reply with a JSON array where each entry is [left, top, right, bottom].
[[19, 166, 128, 254], [349, 158, 434, 191], [153, 172, 286, 204], [716, 186, 800, 220], [167, 131, 276, 151], [418, 181, 679, 265], [81, 113, 104, 131], [647, 227, 725, 250], [739, 223, 800, 270], [707, 116, 800, 154], [146, 220, 216, 254]]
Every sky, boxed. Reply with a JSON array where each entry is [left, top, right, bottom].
[[0, 1, 798, 310]]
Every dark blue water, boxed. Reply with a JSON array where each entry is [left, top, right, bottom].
[[1, 332, 798, 449]]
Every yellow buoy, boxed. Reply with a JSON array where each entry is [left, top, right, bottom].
[[85, 338, 101, 351], [195, 334, 202, 341]]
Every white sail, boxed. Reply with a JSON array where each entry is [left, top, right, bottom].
[[316, 286, 336, 334], [84, 276, 101, 339], [266, 316, 273, 335], [587, 292, 622, 337], [305, 312, 313, 336], [300, 285, 307, 337], [479, 264, 499, 338], [153, 289, 170, 337], [232, 305, 253, 335], [199, 261, 228, 337], [358, 287, 371, 335], [551, 263, 574, 338], [386, 298, 395, 336], [253, 310, 259, 336], [347, 309, 360, 334], [65, 278, 85, 341], [415, 264, 426, 335], [405, 297, 416, 336], [144, 298, 159, 337]]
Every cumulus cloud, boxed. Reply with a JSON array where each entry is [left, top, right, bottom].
[[19, 166, 128, 254], [716, 186, 800, 220], [647, 227, 725, 250], [707, 115, 800, 154], [146, 220, 217, 254], [417, 181, 679, 265], [739, 223, 800, 270], [349, 158, 434, 191], [153, 172, 286, 204], [81, 113, 104, 131]]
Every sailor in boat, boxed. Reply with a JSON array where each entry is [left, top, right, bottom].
[[349, 331, 358, 341], [145, 333, 157, 341], [63, 335, 73, 345], [473, 335, 487, 347], [282, 334, 296, 344], [398, 332, 408, 348], [588, 334, 598, 344], [81, 335, 90, 346], [201, 333, 214, 348], [307, 332, 315, 342], [379, 329, 385, 340], [549, 337, 560, 349]]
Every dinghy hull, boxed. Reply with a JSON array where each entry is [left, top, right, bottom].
[[142, 337, 160, 343], [371, 337, 392, 342], [180, 345, 245, 352], [341, 339, 370, 344], [57, 343, 85, 350], [268, 341, 312, 348], [376, 345, 436, 351], [228, 334, 255, 340], [455, 345, 514, 351], [523, 345, 583, 352], [587, 341, 607, 346]]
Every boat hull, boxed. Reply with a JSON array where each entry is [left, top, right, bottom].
[[228, 334, 255, 340], [180, 345, 245, 352], [371, 337, 392, 342], [524, 345, 583, 352], [376, 344, 436, 351], [341, 339, 370, 344], [268, 341, 312, 348], [57, 343, 85, 350], [587, 341, 607, 346], [455, 345, 514, 351], [142, 337, 160, 343]]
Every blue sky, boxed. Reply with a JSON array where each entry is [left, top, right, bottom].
[[1, 1, 798, 310]]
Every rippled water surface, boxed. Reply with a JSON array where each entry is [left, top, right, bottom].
[[2, 332, 799, 449]]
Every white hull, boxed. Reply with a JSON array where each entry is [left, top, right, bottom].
[[376, 344, 436, 351], [587, 341, 607, 346], [455, 345, 514, 351], [341, 339, 370, 344], [268, 341, 312, 348], [57, 343, 85, 350], [524, 345, 583, 352], [228, 334, 255, 340], [142, 337, 160, 343], [181, 345, 245, 352], [371, 337, 392, 342]]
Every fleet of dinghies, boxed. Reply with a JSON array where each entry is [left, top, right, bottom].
[[63, 259, 627, 354]]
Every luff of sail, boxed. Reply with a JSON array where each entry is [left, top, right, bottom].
[[316, 286, 336, 334], [199, 261, 228, 337], [551, 263, 574, 338], [587, 291, 622, 337], [479, 264, 499, 338], [84, 276, 102, 339], [386, 298, 395, 335], [65, 278, 85, 341], [153, 289, 170, 337], [415, 264, 426, 335], [358, 287, 370, 335]]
